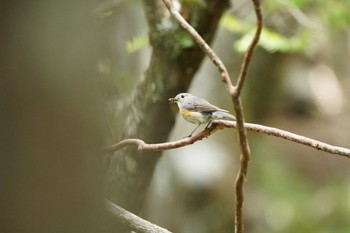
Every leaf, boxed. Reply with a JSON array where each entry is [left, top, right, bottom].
[[126, 35, 149, 53], [326, 2, 350, 29], [220, 14, 252, 34], [221, 14, 309, 54], [234, 29, 308, 53]]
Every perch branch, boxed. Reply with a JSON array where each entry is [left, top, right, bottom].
[[161, 0, 258, 232], [106, 120, 350, 158], [105, 199, 172, 233]]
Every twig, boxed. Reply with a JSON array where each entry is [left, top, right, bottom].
[[105, 125, 220, 153], [161, 0, 258, 232], [160, 2, 248, 231], [232, 99, 250, 233], [105, 120, 350, 158], [161, 0, 235, 95], [234, 0, 263, 97], [105, 199, 172, 233], [232, 0, 262, 232]]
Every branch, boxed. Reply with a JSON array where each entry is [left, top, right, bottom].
[[105, 199, 172, 233], [160, 0, 260, 232], [232, 1, 262, 232], [161, 0, 235, 95], [105, 125, 219, 153], [234, 0, 263, 97], [105, 0, 230, 215], [106, 121, 350, 158]]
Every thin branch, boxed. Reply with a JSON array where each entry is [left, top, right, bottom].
[[234, 0, 263, 97], [232, 0, 262, 232], [105, 120, 350, 158], [105, 125, 220, 153], [106, 0, 232, 219], [232, 99, 250, 233], [161, 0, 235, 95], [105, 199, 172, 233], [160, 0, 259, 232]]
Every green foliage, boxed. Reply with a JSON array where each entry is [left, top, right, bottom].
[[325, 2, 350, 29], [181, 0, 206, 7], [291, 0, 313, 8], [221, 0, 350, 54], [220, 14, 251, 33], [125, 30, 194, 54], [126, 34, 149, 53], [175, 31, 195, 49], [236, 28, 309, 54], [221, 14, 309, 54], [250, 138, 350, 233]]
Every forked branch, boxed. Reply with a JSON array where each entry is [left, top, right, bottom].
[[161, 0, 261, 232]]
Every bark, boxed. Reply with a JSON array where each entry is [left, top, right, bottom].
[[105, 0, 230, 214]]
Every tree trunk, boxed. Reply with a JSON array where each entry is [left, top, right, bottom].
[[105, 0, 231, 215]]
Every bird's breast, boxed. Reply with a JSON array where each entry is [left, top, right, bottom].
[[180, 108, 210, 124]]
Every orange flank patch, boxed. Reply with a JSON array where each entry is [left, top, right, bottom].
[[180, 108, 191, 117]]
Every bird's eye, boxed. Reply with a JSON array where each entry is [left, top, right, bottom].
[[181, 95, 184, 98]]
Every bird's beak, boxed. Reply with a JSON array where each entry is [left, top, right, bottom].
[[168, 97, 177, 104]]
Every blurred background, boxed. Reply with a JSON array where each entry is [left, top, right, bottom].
[[2, 0, 349, 232], [102, 0, 350, 232]]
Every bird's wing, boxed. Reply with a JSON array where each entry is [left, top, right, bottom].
[[188, 97, 228, 113]]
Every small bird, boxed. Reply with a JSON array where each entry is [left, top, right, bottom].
[[169, 93, 236, 137]]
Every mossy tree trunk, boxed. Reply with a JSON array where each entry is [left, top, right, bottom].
[[105, 0, 230, 214]]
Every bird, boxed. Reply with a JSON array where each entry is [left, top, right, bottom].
[[169, 93, 235, 137]]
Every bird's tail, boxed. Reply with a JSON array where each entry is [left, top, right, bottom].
[[212, 111, 236, 121]]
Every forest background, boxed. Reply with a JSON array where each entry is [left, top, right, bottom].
[[2, 0, 350, 233]]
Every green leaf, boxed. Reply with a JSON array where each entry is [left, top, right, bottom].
[[125, 34, 149, 53], [220, 14, 252, 34], [221, 14, 309, 54], [234, 28, 308, 53], [326, 2, 350, 29], [178, 34, 194, 48]]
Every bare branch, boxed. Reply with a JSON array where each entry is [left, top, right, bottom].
[[232, 0, 262, 231], [160, 0, 259, 232], [106, 121, 350, 158], [105, 199, 172, 233], [232, 99, 250, 233], [161, 0, 235, 95], [234, 0, 263, 97], [105, 0, 230, 215], [105, 126, 220, 153]]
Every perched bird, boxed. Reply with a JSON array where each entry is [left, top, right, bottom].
[[169, 93, 236, 137]]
